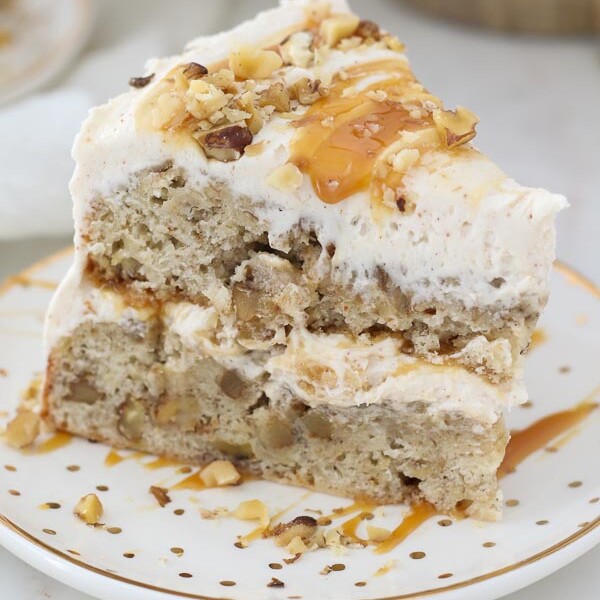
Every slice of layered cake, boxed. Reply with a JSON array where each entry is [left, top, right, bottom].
[[42, 0, 566, 519]]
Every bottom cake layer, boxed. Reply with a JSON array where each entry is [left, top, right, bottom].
[[43, 316, 509, 519]]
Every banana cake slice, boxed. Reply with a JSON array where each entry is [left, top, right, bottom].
[[42, 0, 566, 519]]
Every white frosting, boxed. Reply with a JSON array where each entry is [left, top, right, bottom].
[[45, 271, 524, 425], [69, 0, 566, 312]]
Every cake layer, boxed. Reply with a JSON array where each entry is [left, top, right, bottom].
[[45, 266, 526, 422], [82, 160, 543, 380], [71, 0, 566, 373], [43, 275, 510, 516]]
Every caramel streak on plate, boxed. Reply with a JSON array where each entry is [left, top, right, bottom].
[[375, 502, 437, 554], [499, 392, 599, 478], [554, 260, 600, 300]]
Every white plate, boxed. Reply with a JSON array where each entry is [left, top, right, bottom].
[[0, 0, 94, 105], [0, 249, 598, 600]]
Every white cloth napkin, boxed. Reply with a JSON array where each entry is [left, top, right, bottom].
[[0, 0, 230, 240]]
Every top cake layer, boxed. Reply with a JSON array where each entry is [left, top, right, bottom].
[[71, 0, 566, 316]]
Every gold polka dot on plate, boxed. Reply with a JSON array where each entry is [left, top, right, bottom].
[[355, 581, 367, 587], [536, 520, 549, 525], [438, 573, 453, 579], [42, 529, 56, 535], [8, 489, 20, 496], [174, 509, 185, 516], [123, 552, 135, 559], [4, 465, 16, 472], [568, 481, 583, 488], [590, 497, 599, 504], [96, 485, 109, 492], [483, 541, 496, 548], [269, 563, 282, 570], [410, 551, 426, 560], [66, 465, 80, 472], [505, 499, 519, 507], [170, 547, 184, 556], [220, 580, 236, 587], [437, 519, 452, 527], [578, 521, 590, 528], [330, 563, 346, 571], [179, 573, 193, 579], [107, 527, 122, 534]]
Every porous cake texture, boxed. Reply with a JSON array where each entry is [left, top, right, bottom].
[[43, 0, 566, 519]]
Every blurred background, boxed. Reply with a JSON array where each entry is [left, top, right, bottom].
[[0, 0, 599, 284]]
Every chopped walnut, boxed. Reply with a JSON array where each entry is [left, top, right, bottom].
[[149, 485, 171, 507], [182, 62, 208, 80], [236, 91, 264, 134], [152, 92, 187, 129], [74, 494, 103, 525], [185, 79, 230, 121], [199, 460, 241, 487], [433, 106, 479, 148], [5, 410, 41, 448], [356, 20, 382, 41], [117, 399, 146, 441], [5, 410, 40, 448], [383, 34, 406, 52], [280, 31, 314, 68], [319, 14, 360, 47], [286, 535, 308, 555], [289, 77, 329, 105], [366, 89, 388, 102], [390, 148, 420, 173], [129, 74, 154, 88], [272, 515, 318, 547], [233, 499, 270, 527], [229, 44, 283, 80], [205, 68, 236, 91], [258, 82, 291, 112], [195, 124, 253, 161], [337, 36, 363, 51]]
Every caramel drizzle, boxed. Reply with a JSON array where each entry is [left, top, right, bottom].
[[3, 275, 58, 291], [20, 392, 596, 556], [499, 396, 598, 478], [24, 432, 72, 455], [374, 502, 437, 554], [528, 328, 548, 352], [290, 59, 434, 204], [104, 449, 147, 467]]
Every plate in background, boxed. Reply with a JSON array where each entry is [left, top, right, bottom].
[[0, 0, 94, 105], [0, 249, 598, 600]]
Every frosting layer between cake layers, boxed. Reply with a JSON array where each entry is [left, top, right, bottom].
[[45, 264, 525, 427]]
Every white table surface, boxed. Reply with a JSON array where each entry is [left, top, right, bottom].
[[0, 0, 598, 598]]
